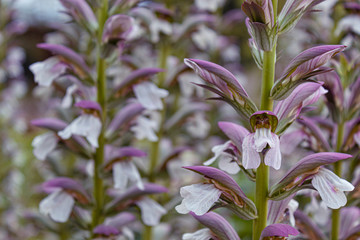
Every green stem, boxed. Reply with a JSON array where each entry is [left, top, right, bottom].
[[92, 0, 108, 229], [331, 121, 345, 240], [253, 1, 277, 237], [143, 225, 153, 240]]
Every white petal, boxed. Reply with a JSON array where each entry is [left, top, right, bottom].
[[264, 133, 282, 170], [175, 183, 221, 216], [32, 132, 58, 160], [133, 82, 168, 110], [136, 197, 166, 226], [195, 0, 224, 12], [130, 115, 158, 142], [39, 190, 75, 223], [288, 199, 299, 227], [191, 25, 218, 51], [29, 57, 67, 87], [182, 228, 212, 240], [312, 168, 354, 209], [61, 84, 77, 108], [218, 153, 240, 175], [242, 133, 261, 169], [58, 114, 101, 148], [254, 128, 274, 152], [113, 161, 144, 190], [203, 141, 231, 166]]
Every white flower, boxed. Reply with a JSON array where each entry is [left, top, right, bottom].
[[58, 114, 102, 148], [133, 82, 168, 110], [112, 161, 144, 190], [175, 183, 222, 216], [191, 25, 218, 51], [183, 228, 212, 240], [185, 113, 210, 139], [29, 57, 67, 87], [242, 128, 281, 170], [131, 112, 160, 142], [32, 132, 59, 161], [61, 84, 78, 108], [150, 19, 172, 43], [195, 0, 225, 12], [312, 168, 354, 209], [204, 141, 240, 174], [39, 189, 75, 223], [136, 197, 167, 226]]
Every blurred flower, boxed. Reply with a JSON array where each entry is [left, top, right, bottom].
[[29, 57, 67, 87], [182, 228, 212, 240], [195, 0, 225, 12], [32, 132, 59, 160], [133, 82, 168, 110]]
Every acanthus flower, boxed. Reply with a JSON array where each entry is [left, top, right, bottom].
[[242, 111, 281, 170]]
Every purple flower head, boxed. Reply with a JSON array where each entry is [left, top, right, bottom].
[[348, 76, 360, 118], [114, 68, 163, 97], [242, 111, 281, 170], [242, 0, 274, 25], [176, 166, 257, 220], [271, 45, 346, 100], [269, 153, 352, 202], [260, 223, 299, 239], [102, 14, 133, 45], [31, 118, 67, 131], [274, 82, 327, 134], [37, 43, 91, 78], [293, 210, 327, 239], [93, 225, 120, 237], [278, 0, 323, 34], [74, 100, 102, 113], [104, 212, 136, 229], [184, 58, 257, 120], [59, 0, 98, 31], [190, 212, 240, 240], [42, 177, 90, 204]]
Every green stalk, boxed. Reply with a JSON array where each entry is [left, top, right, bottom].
[[253, 1, 277, 238], [331, 121, 345, 240], [92, 0, 108, 229]]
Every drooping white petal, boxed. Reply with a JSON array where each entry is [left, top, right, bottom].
[[288, 199, 299, 227], [150, 19, 172, 43], [58, 114, 102, 148], [312, 168, 354, 209], [29, 57, 67, 87], [264, 133, 282, 170], [113, 161, 144, 190], [39, 190, 75, 223], [133, 82, 168, 110], [254, 128, 275, 152], [195, 0, 225, 12], [32, 132, 59, 161], [182, 228, 212, 240], [136, 197, 166, 226], [175, 183, 222, 216], [218, 154, 240, 175], [61, 84, 78, 108], [203, 141, 231, 166], [242, 133, 261, 169], [130, 114, 159, 142]]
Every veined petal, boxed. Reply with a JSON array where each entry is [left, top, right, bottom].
[[32, 132, 58, 161], [136, 197, 166, 226], [39, 190, 75, 223], [58, 114, 102, 148], [312, 168, 354, 209], [242, 133, 261, 169], [264, 133, 281, 170], [133, 82, 168, 110], [175, 183, 222, 216], [182, 228, 212, 240], [254, 128, 275, 152]]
